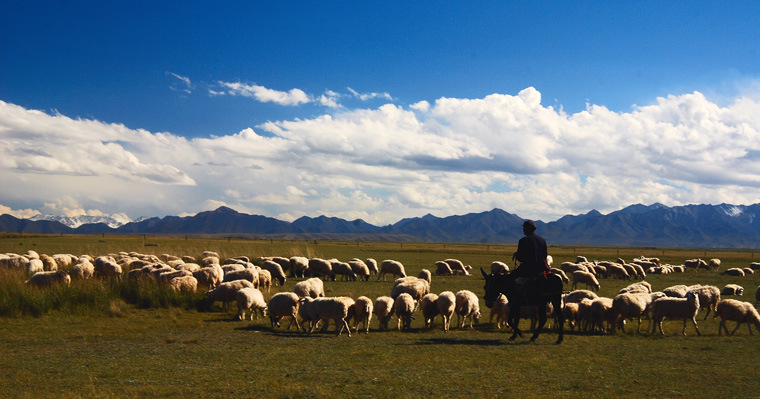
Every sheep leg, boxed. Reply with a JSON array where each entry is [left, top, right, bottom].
[[687, 317, 700, 336], [730, 322, 743, 336]]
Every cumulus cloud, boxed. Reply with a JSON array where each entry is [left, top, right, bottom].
[[2, 88, 760, 225], [217, 81, 311, 106]]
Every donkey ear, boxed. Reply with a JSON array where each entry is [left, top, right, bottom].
[[480, 267, 489, 279]]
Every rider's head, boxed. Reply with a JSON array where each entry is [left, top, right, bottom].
[[522, 220, 537, 235]]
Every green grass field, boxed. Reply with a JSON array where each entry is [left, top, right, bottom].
[[1, 234, 759, 398]]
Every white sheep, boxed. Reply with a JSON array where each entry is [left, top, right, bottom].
[[490, 261, 510, 274], [417, 269, 432, 285], [348, 259, 371, 281], [298, 297, 352, 336], [351, 296, 373, 334], [684, 258, 708, 271], [289, 256, 309, 278], [454, 290, 481, 329], [713, 299, 760, 336], [663, 284, 689, 298], [377, 260, 406, 281], [563, 302, 579, 331], [258, 269, 272, 293], [612, 292, 667, 333], [93, 257, 122, 279], [236, 287, 267, 321], [755, 285, 760, 306], [308, 258, 333, 280], [373, 296, 395, 331], [721, 268, 745, 277], [435, 261, 454, 276], [571, 270, 600, 291], [330, 260, 357, 281], [550, 268, 569, 283], [25, 270, 71, 288], [687, 285, 721, 319], [221, 263, 245, 275], [394, 292, 415, 330], [743, 268, 754, 275], [420, 293, 439, 329], [563, 290, 599, 303], [205, 280, 254, 310], [588, 297, 615, 333], [261, 260, 287, 286], [223, 268, 260, 287], [69, 259, 94, 280], [721, 284, 744, 296], [617, 281, 652, 295], [436, 291, 456, 332], [40, 255, 58, 271], [293, 277, 325, 299], [605, 263, 630, 279], [490, 294, 510, 329], [390, 278, 430, 303], [26, 258, 44, 275], [444, 259, 470, 276], [176, 262, 201, 273], [267, 292, 301, 330], [651, 291, 701, 336], [708, 258, 721, 272], [365, 258, 379, 275], [168, 275, 198, 293]]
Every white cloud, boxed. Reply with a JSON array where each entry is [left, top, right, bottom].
[[217, 81, 311, 106], [0, 204, 40, 219], [2, 88, 760, 225], [347, 87, 393, 102], [168, 72, 192, 94]]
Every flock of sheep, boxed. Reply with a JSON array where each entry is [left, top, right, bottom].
[[2, 249, 760, 338]]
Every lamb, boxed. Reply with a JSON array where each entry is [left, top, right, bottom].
[[293, 277, 325, 299], [348, 259, 370, 281], [236, 287, 267, 321], [373, 296, 395, 331], [721, 284, 744, 296], [571, 270, 600, 291], [419, 293, 439, 329], [69, 259, 95, 280], [417, 269, 432, 285], [351, 296, 373, 334], [330, 260, 357, 281], [490, 294, 510, 328], [612, 292, 667, 333], [708, 258, 721, 272], [687, 285, 721, 319], [298, 297, 353, 336], [563, 302, 579, 331], [713, 299, 760, 336], [40, 255, 58, 271], [435, 291, 456, 332], [444, 259, 470, 276], [261, 260, 287, 286], [289, 256, 309, 278], [651, 291, 701, 336], [168, 275, 198, 293], [490, 261, 510, 274], [721, 268, 745, 277], [308, 258, 334, 280], [435, 261, 454, 276], [25, 270, 71, 288], [454, 290, 481, 329], [377, 260, 406, 281], [394, 292, 416, 330], [205, 280, 254, 310], [267, 292, 301, 330], [365, 258, 379, 275], [390, 278, 430, 303]]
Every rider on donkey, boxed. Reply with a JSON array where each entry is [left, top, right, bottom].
[[510, 220, 551, 302]]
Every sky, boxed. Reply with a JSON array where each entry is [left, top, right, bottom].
[[2, 2, 760, 226]]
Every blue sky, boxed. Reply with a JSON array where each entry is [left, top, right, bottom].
[[2, 2, 760, 225]]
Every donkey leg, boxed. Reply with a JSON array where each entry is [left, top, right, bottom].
[[531, 303, 548, 342]]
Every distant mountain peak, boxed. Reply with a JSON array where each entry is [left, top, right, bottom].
[[212, 206, 238, 214]]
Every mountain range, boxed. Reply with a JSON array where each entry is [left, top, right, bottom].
[[3, 203, 760, 248]]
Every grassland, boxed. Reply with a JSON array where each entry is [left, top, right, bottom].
[[1, 234, 759, 398]]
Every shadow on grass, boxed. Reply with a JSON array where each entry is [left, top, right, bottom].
[[414, 337, 505, 346]]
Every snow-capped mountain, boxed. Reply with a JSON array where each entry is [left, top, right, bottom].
[[29, 213, 133, 229]]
